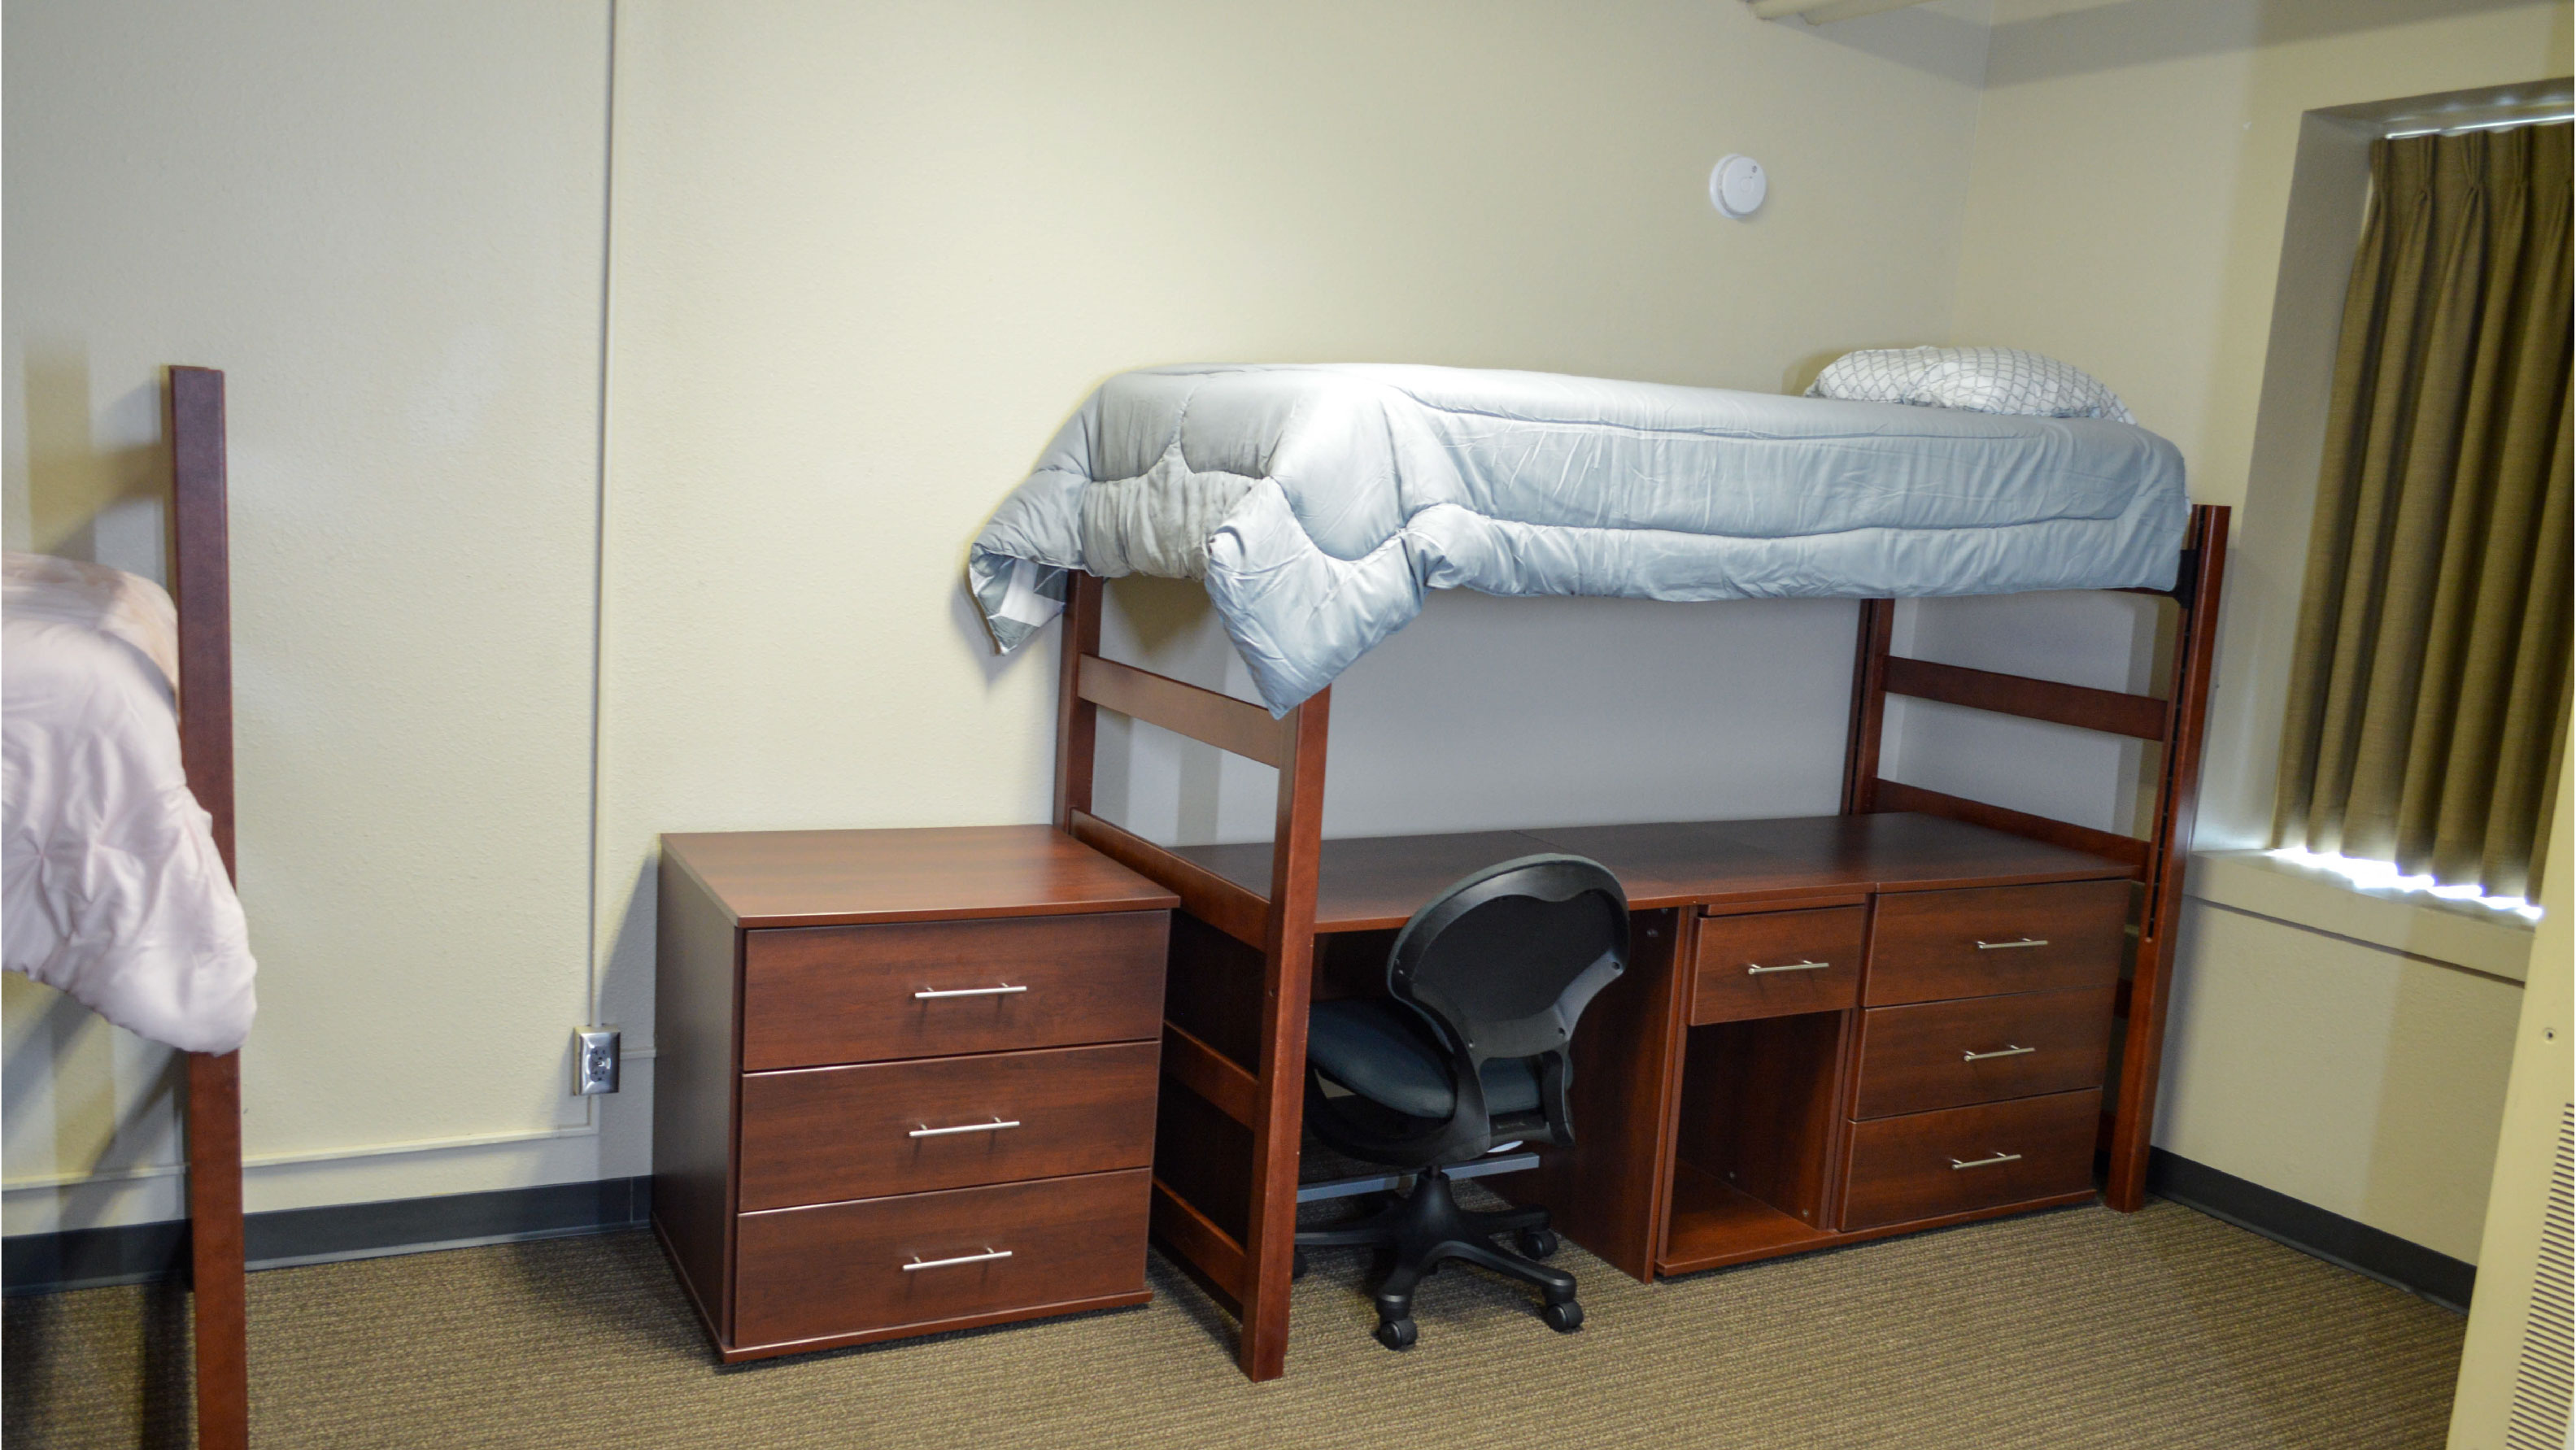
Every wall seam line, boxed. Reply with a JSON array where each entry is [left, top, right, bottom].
[[583, 0, 620, 1051]]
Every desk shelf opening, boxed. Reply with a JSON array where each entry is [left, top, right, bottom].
[[1661, 1009, 1850, 1271]]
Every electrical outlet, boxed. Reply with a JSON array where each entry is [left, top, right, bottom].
[[573, 1028, 621, 1095]]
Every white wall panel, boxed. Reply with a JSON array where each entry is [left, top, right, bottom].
[[2, 0, 612, 1230]]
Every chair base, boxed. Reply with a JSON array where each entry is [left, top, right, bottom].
[[1292, 1167, 1580, 1348]]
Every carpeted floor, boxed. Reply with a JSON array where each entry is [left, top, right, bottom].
[[3, 1198, 2462, 1448]]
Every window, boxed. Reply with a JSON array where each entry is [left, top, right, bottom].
[[2270, 120, 2572, 908]]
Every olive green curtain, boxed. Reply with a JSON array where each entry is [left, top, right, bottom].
[[2272, 121, 2574, 900]]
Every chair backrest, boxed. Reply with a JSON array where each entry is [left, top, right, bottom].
[[1386, 854, 1628, 1069]]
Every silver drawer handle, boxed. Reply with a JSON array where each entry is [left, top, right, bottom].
[[1746, 960, 1832, 975], [913, 984, 1029, 999], [902, 1248, 1013, 1272], [1962, 1044, 2036, 1062], [1974, 938, 2050, 951], [908, 1117, 1021, 1139], [1950, 1151, 2025, 1170]]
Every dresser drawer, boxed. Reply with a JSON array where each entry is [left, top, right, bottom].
[[1838, 1089, 2099, 1231], [732, 1169, 1150, 1349], [739, 1042, 1159, 1210], [1863, 879, 2129, 1006], [1690, 907, 1865, 1025], [1850, 986, 2116, 1119], [741, 912, 1168, 1070]]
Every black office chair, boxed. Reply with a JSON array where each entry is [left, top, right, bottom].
[[1293, 854, 1628, 1350]]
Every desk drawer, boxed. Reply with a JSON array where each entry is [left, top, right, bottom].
[[1863, 880, 2129, 1006], [1838, 1090, 2098, 1231], [1850, 986, 2116, 1119], [739, 1042, 1159, 1210], [1690, 907, 1865, 1025], [742, 912, 1168, 1070], [733, 1169, 1150, 1349]]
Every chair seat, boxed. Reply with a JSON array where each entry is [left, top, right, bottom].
[[1308, 998, 1541, 1119]]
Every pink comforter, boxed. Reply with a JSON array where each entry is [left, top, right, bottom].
[[2, 552, 255, 1052]]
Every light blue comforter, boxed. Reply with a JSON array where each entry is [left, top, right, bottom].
[[970, 364, 2186, 713]]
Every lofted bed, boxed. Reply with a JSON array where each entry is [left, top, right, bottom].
[[971, 362, 2230, 1382]]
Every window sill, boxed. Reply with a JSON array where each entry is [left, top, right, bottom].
[[2184, 849, 2535, 984]]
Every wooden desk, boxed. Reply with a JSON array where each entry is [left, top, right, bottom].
[[1156, 812, 2135, 1293]]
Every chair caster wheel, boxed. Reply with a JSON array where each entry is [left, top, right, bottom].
[[1292, 1248, 1309, 1280], [1374, 1317, 1418, 1351], [1541, 1300, 1584, 1334], [1516, 1227, 1560, 1259]]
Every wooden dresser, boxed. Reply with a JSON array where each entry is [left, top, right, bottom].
[[654, 825, 1179, 1362]]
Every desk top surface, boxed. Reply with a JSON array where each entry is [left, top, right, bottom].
[[664, 825, 1181, 929], [1166, 812, 2135, 933]]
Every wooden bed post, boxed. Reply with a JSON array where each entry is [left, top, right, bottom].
[[1045, 573, 1332, 1381], [1053, 572, 1103, 830], [181, 1054, 246, 1442], [1841, 599, 1894, 814], [170, 364, 250, 1450], [1236, 686, 1328, 1382], [2104, 506, 2229, 1211]]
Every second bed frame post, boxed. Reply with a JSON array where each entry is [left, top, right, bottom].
[[1049, 573, 1332, 1382], [2103, 507, 2228, 1210], [172, 364, 251, 1450], [1053, 573, 1104, 830], [1238, 688, 1328, 1381]]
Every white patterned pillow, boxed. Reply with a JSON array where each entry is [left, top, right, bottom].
[[1807, 346, 2134, 425]]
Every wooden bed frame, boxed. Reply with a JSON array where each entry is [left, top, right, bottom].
[[1049, 502, 2229, 1383], [170, 364, 250, 1449]]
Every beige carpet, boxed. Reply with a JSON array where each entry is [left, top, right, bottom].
[[4, 1199, 2461, 1448]]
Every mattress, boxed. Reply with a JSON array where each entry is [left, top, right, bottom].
[[970, 364, 2188, 713], [2, 552, 256, 1052]]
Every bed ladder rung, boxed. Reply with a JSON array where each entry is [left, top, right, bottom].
[[1163, 1021, 1262, 1129], [1150, 1178, 1248, 1307], [1869, 778, 2151, 869], [1881, 656, 2169, 741], [1077, 654, 1286, 766]]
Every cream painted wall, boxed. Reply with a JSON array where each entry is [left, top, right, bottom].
[[593, 0, 1998, 1052], [1946, 0, 2568, 1259], [2, 1, 617, 1233], [7, 0, 2002, 1234], [2157, 901, 2524, 1262]]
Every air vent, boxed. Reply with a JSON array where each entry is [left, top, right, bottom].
[[2504, 1102, 2574, 1449]]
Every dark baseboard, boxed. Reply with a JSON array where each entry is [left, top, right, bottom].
[[3, 1176, 652, 1297], [2148, 1147, 2474, 1313], [9, 1156, 2475, 1311]]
